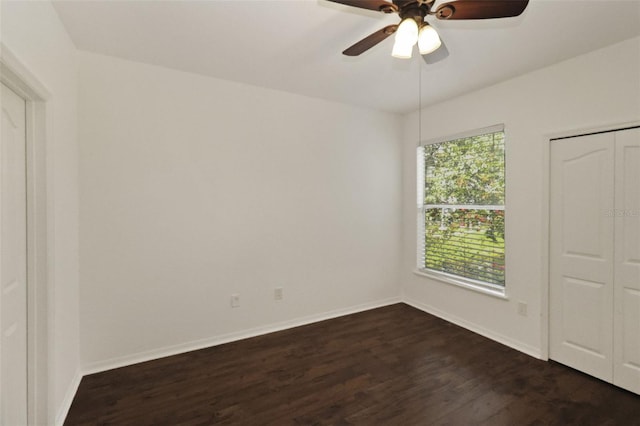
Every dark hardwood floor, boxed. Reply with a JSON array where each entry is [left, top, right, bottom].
[[65, 303, 640, 425]]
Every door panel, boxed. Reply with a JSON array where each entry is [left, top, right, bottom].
[[613, 127, 640, 394], [561, 277, 608, 356], [561, 149, 610, 260], [550, 132, 615, 383], [1, 83, 28, 425]]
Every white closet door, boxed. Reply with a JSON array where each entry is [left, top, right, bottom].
[[1, 83, 28, 425], [613, 127, 640, 394], [550, 132, 615, 383]]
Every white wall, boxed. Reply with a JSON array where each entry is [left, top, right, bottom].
[[402, 37, 640, 357], [78, 52, 402, 370], [1, 0, 81, 423]]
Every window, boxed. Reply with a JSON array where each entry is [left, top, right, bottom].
[[417, 125, 505, 293]]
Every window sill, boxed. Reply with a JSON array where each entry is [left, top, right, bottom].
[[412, 269, 508, 300]]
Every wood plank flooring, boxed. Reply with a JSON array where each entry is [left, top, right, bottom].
[[65, 303, 640, 425]]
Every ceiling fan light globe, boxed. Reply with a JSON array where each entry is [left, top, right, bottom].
[[395, 18, 419, 46], [392, 39, 413, 59], [418, 25, 442, 55]]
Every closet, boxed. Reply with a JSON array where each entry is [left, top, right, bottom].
[[549, 127, 639, 395]]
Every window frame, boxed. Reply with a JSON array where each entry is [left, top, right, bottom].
[[415, 124, 507, 298]]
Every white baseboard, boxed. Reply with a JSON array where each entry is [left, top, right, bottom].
[[55, 367, 83, 426], [83, 296, 402, 375], [403, 297, 542, 359]]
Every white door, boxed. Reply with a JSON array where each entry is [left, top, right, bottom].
[[1, 83, 28, 425], [613, 127, 640, 394], [550, 132, 615, 383]]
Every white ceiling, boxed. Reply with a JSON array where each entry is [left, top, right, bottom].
[[52, 0, 640, 114]]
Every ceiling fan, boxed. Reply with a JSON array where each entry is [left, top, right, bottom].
[[329, 0, 529, 61]]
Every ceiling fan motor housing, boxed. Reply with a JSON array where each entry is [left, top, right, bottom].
[[397, 1, 429, 24]]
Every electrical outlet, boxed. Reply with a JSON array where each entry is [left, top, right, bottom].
[[517, 301, 527, 316], [230, 294, 240, 308], [274, 287, 283, 301]]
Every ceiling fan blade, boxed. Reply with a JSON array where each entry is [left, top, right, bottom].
[[343, 25, 398, 56], [327, 0, 398, 13], [422, 39, 449, 64], [434, 0, 529, 20]]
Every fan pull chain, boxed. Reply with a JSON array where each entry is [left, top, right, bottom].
[[418, 57, 422, 147]]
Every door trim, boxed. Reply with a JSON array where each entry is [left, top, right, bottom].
[[542, 121, 640, 362], [1, 43, 52, 425]]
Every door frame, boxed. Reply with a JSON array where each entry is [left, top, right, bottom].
[[1, 43, 53, 425], [541, 120, 640, 362]]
